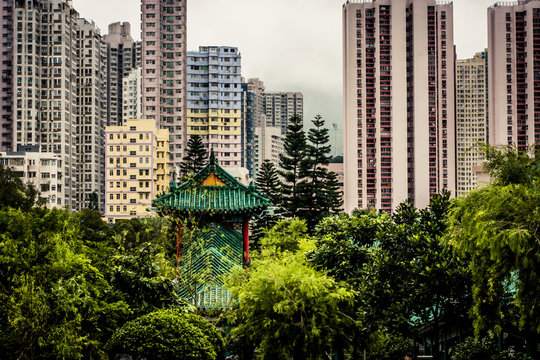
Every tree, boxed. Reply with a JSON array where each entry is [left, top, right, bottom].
[[302, 114, 342, 226], [255, 160, 280, 205], [0, 208, 129, 359], [0, 165, 43, 211], [445, 146, 540, 355], [180, 135, 208, 180], [251, 160, 283, 249], [309, 193, 472, 360], [278, 114, 309, 217], [106, 309, 222, 360], [227, 219, 354, 360], [87, 191, 100, 211]]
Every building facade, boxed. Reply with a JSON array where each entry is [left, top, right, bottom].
[[187, 46, 243, 167], [123, 68, 143, 121], [253, 121, 284, 176], [0, 0, 14, 151], [0, 145, 63, 209], [76, 18, 107, 212], [141, 0, 187, 168], [343, 0, 455, 212], [6, 0, 109, 211], [241, 78, 266, 176], [103, 22, 142, 127], [488, 0, 540, 150], [12, 0, 80, 210], [104, 119, 169, 223], [264, 92, 303, 135], [456, 51, 488, 197]]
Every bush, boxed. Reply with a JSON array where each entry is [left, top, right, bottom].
[[452, 337, 531, 360], [106, 309, 223, 360]]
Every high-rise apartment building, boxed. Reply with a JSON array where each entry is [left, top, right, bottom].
[[104, 119, 169, 223], [488, 0, 540, 150], [8, 0, 107, 211], [264, 92, 303, 135], [76, 18, 107, 211], [12, 0, 81, 210], [456, 51, 488, 197], [0, 0, 14, 151], [343, 0, 455, 212], [103, 22, 142, 126], [187, 46, 243, 167], [141, 0, 187, 168], [242, 78, 266, 176]]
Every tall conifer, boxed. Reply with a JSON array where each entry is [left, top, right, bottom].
[[179, 135, 208, 180]]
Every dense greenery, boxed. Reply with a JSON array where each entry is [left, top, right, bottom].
[[2, 145, 540, 359], [0, 172, 222, 359], [445, 146, 540, 351], [106, 309, 224, 360]]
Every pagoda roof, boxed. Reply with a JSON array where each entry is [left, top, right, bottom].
[[153, 150, 271, 217]]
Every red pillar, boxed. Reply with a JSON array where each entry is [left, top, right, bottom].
[[242, 220, 249, 266]]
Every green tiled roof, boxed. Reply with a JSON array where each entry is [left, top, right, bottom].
[[153, 150, 271, 217], [178, 222, 243, 309]]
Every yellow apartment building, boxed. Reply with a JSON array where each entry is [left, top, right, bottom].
[[104, 119, 169, 223]]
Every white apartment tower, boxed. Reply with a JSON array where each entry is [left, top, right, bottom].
[[343, 0, 455, 212], [10, 0, 106, 210], [488, 0, 540, 150], [141, 0, 187, 169], [264, 92, 304, 135], [456, 51, 488, 197], [76, 18, 106, 211], [0, 0, 14, 151]]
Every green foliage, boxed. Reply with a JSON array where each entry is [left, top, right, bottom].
[[278, 114, 309, 217], [0, 164, 44, 211], [259, 218, 308, 256], [87, 191, 100, 211], [227, 225, 354, 359], [180, 135, 209, 180], [452, 337, 531, 360], [251, 160, 284, 249], [445, 146, 540, 338], [301, 115, 342, 226], [0, 208, 129, 359], [106, 309, 221, 360], [481, 144, 539, 186], [309, 193, 472, 359]]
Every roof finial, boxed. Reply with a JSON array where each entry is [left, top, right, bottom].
[[209, 148, 216, 165]]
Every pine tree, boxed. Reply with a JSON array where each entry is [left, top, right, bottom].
[[251, 160, 283, 249], [278, 114, 309, 217], [255, 160, 280, 205], [303, 115, 342, 227], [180, 135, 208, 180]]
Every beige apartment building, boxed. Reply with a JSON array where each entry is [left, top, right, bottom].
[[488, 0, 540, 150], [456, 51, 488, 197], [343, 0, 455, 212], [104, 119, 169, 223]]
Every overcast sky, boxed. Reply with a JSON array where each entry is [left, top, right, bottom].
[[73, 0, 497, 155]]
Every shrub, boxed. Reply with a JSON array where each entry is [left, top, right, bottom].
[[106, 309, 222, 360]]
